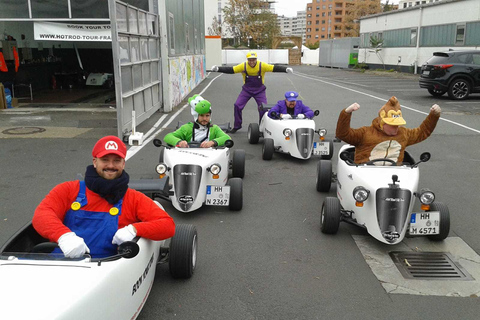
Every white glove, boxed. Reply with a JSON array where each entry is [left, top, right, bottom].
[[112, 224, 137, 245], [297, 114, 305, 119], [211, 65, 219, 72], [430, 104, 441, 115], [345, 103, 360, 114], [58, 232, 90, 258], [282, 114, 292, 119], [286, 68, 293, 73]]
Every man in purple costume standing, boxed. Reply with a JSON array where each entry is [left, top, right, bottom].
[[211, 51, 293, 133]]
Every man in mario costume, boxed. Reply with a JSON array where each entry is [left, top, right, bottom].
[[33, 135, 175, 258], [335, 96, 441, 165]]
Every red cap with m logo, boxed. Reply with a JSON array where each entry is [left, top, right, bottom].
[[92, 135, 127, 158]]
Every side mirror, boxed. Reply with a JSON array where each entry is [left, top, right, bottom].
[[270, 111, 278, 119], [314, 110, 320, 117], [339, 151, 351, 162], [117, 241, 140, 259], [224, 139, 234, 148], [153, 139, 162, 147], [420, 152, 431, 162]]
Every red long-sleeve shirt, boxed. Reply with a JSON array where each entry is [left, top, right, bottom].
[[32, 180, 175, 242]]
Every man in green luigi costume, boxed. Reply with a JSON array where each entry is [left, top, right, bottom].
[[164, 95, 231, 148]]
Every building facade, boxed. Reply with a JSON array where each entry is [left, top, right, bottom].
[[305, 0, 381, 45], [277, 11, 307, 43], [398, 0, 442, 9], [359, 0, 480, 72]]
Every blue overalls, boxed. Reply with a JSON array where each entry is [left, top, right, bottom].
[[60, 181, 123, 258]]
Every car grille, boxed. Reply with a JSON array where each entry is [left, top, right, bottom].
[[295, 128, 314, 158], [173, 164, 202, 211], [376, 188, 412, 243]]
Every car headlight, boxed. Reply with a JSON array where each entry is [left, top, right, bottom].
[[283, 128, 293, 137], [209, 164, 221, 175], [353, 186, 370, 202], [419, 189, 435, 205], [318, 128, 327, 137], [155, 163, 167, 175]]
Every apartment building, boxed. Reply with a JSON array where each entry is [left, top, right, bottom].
[[305, 0, 380, 45], [277, 11, 307, 43]]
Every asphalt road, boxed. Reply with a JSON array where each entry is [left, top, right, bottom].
[[1, 65, 479, 319]]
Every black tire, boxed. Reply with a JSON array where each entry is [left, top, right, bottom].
[[448, 78, 471, 100], [262, 138, 274, 160], [169, 224, 198, 279], [248, 123, 260, 144], [232, 149, 246, 178], [320, 197, 341, 234], [320, 139, 334, 160], [427, 202, 450, 241], [228, 178, 243, 211], [428, 89, 446, 97], [159, 146, 165, 163], [316, 160, 332, 192]]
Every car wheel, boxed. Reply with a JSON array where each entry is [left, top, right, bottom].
[[320, 138, 334, 160], [427, 202, 450, 241], [320, 197, 341, 234], [427, 89, 446, 97], [248, 123, 260, 144], [316, 160, 332, 192], [262, 138, 274, 160], [169, 224, 198, 279], [159, 146, 165, 163], [228, 178, 243, 211], [448, 78, 471, 100], [232, 149, 246, 178]]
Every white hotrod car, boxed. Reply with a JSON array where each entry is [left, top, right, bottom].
[[0, 180, 197, 320], [153, 138, 245, 213], [317, 144, 450, 245], [247, 104, 333, 161]]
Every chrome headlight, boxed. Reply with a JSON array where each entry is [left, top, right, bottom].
[[209, 163, 221, 175], [155, 163, 167, 175], [283, 128, 293, 137], [419, 189, 435, 205], [318, 128, 327, 138], [353, 186, 370, 202]]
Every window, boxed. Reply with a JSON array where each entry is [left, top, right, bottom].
[[472, 54, 480, 65], [456, 24, 465, 45], [168, 12, 175, 54], [410, 28, 417, 46]]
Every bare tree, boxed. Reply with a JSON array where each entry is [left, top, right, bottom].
[[208, 16, 223, 36], [344, 0, 382, 37]]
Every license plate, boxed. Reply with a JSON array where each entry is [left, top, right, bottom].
[[313, 141, 330, 156], [409, 211, 440, 235], [422, 70, 430, 76], [205, 185, 230, 206]]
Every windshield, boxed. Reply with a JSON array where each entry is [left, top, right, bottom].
[[0, 252, 91, 262]]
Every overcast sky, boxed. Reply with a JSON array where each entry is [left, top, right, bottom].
[[273, 0, 399, 17]]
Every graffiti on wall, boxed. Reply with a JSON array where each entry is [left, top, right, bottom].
[[169, 55, 206, 107]]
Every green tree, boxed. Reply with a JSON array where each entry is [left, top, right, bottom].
[[344, 0, 382, 37], [305, 41, 319, 50], [368, 35, 385, 69]]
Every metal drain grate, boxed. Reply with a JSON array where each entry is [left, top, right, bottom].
[[389, 251, 474, 280]]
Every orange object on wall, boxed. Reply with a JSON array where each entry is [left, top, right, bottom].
[[0, 53, 8, 72], [13, 46, 19, 72]]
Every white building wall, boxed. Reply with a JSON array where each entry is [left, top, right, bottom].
[[359, 0, 480, 72]]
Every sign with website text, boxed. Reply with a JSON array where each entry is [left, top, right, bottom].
[[34, 22, 112, 42]]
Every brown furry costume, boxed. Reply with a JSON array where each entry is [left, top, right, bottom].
[[336, 96, 440, 164]]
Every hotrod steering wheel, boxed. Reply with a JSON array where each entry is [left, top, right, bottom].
[[365, 158, 397, 165], [187, 142, 202, 148], [31, 242, 59, 253]]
